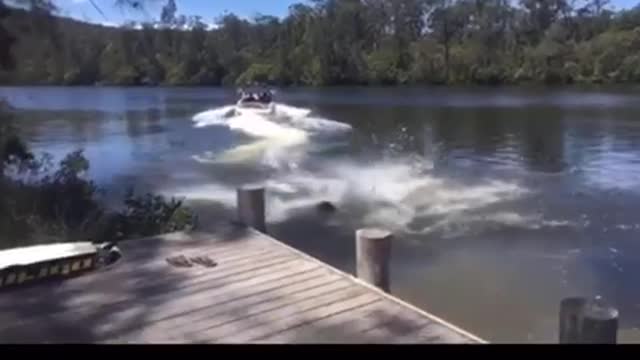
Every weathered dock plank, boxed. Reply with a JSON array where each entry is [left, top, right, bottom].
[[260, 298, 440, 344], [0, 226, 485, 344]]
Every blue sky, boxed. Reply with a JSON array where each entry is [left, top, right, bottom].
[[55, 0, 639, 26], [55, 0, 305, 25]]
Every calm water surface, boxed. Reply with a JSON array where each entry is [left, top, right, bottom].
[[2, 86, 640, 343]]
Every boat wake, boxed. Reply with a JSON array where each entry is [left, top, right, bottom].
[[184, 101, 564, 241], [191, 102, 351, 168], [170, 153, 557, 239]]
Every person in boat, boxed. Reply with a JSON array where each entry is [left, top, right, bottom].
[[259, 91, 272, 104], [239, 91, 257, 103], [238, 89, 273, 106]]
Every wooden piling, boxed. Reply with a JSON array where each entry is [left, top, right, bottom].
[[237, 187, 266, 233], [559, 297, 588, 344], [356, 228, 392, 293], [559, 297, 618, 344], [581, 299, 618, 344]]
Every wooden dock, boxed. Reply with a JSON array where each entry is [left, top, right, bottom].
[[0, 225, 485, 344]]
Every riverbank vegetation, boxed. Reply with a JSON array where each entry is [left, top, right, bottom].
[[0, 1, 197, 250], [2, 0, 640, 86], [0, 104, 197, 250], [0, 105, 197, 250]]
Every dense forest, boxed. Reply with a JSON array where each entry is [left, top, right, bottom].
[[1, 0, 640, 86]]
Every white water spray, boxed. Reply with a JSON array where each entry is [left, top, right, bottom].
[[191, 102, 351, 168], [179, 101, 572, 240]]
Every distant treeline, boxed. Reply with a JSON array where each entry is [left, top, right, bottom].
[[2, 0, 640, 86]]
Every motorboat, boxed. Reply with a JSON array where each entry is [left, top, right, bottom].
[[234, 88, 276, 117]]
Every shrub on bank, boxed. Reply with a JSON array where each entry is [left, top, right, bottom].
[[0, 103, 196, 250]]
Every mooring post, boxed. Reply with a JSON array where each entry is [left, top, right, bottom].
[[581, 299, 619, 344], [559, 297, 618, 344], [236, 186, 266, 233], [559, 297, 588, 344], [356, 228, 392, 293]]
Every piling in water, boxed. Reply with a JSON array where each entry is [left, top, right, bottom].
[[356, 228, 392, 293], [559, 297, 618, 344], [236, 187, 266, 233]]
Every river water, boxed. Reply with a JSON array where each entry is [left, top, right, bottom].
[[2, 86, 640, 343]]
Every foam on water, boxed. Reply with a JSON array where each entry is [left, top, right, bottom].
[[283, 115, 353, 134], [192, 103, 351, 137], [183, 102, 573, 240], [170, 149, 578, 240], [192, 103, 351, 168], [272, 103, 312, 119], [192, 105, 235, 127]]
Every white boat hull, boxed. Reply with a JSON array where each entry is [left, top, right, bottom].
[[234, 102, 276, 117]]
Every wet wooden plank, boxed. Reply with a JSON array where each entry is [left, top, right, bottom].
[[99, 267, 337, 343], [360, 312, 433, 343], [389, 322, 481, 344], [218, 293, 382, 343], [0, 246, 285, 306], [92, 263, 334, 338], [0, 239, 279, 304], [102, 274, 350, 343], [0, 256, 312, 332], [0, 251, 301, 325], [165, 278, 353, 337], [187, 288, 375, 342], [85, 237, 275, 279], [260, 300, 422, 343], [1, 261, 325, 344], [0, 229, 485, 344]]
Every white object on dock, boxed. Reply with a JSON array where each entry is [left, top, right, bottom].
[[0, 242, 97, 270]]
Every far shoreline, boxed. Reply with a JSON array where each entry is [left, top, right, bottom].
[[1, 83, 639, 91]]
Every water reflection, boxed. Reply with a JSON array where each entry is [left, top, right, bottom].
[[521, 110, 567, 173], [125, 107, 165, 138], [4, 86, 640, 343]]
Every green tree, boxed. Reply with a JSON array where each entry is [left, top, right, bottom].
[[3, 0, 640, 86]]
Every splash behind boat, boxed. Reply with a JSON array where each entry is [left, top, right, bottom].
[[235, 88, 276, 117]]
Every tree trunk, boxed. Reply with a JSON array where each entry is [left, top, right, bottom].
[[444, 23, 450, 83]]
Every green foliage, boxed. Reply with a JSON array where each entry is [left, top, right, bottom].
[[0, 1, 16, 69], [115, 191, 197, 239], [618, 54, 640, 82], [0, 105, 196, 250], [2, 0, 640, 85], [0, 101, 31, 170], [366, 47, 401, 85], [236, 63, 278, 86], [408, 40, 446, 84]]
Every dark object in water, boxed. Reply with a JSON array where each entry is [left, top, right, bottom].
[[316, 201, 337, 213]]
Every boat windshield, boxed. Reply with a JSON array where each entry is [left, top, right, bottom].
[[240, 91, 272, 104]]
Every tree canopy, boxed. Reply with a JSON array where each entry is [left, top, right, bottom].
[[2, 0, 640, 86]]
